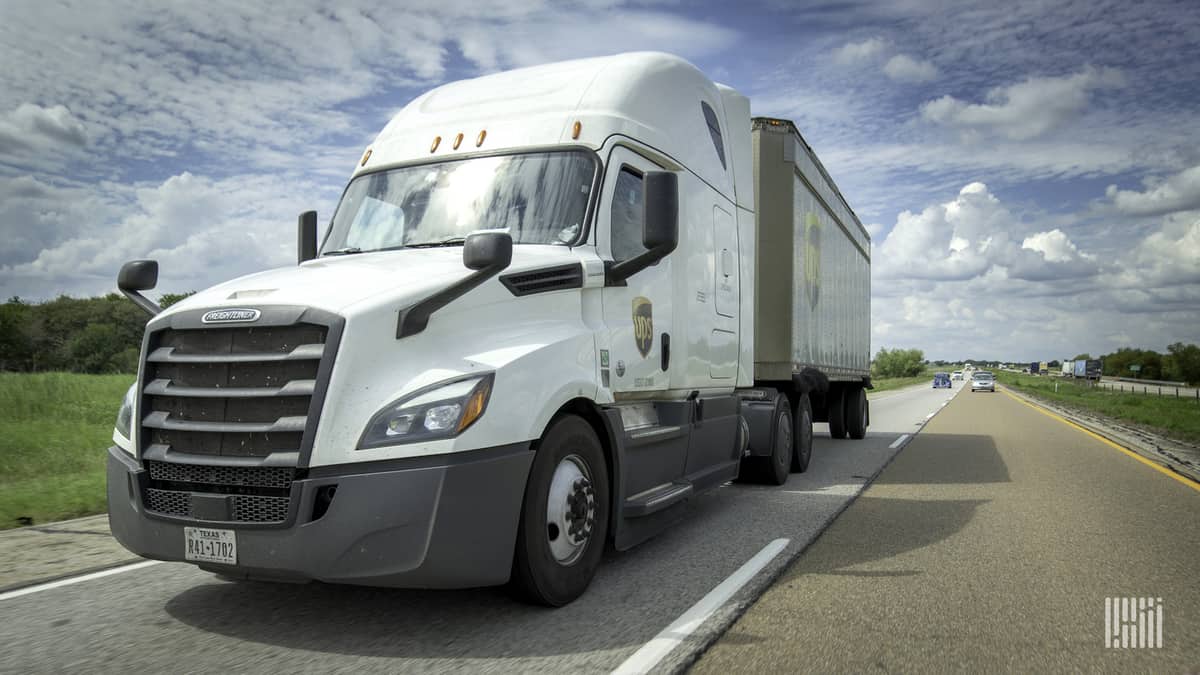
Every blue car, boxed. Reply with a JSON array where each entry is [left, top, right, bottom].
[[933, 372, 951, 388]]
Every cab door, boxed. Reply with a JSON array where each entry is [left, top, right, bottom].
[[599, 147, 673, 395]]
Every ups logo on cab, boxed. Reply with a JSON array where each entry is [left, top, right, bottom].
[[632, 296, 653, 358]]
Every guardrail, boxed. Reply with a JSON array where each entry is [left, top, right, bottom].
[[1104, 376, 1187, 387], [1098, 379, 1199, 399]]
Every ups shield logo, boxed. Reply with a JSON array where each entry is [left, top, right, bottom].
[[632, 296, 653, 358]]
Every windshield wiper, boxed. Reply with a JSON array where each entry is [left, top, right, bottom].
[[322, 247, 362, 257], [402, 237, 468, 249]]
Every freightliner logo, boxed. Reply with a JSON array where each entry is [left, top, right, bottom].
[[201, 308, 261, 323]]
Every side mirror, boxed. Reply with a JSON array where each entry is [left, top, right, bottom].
[[298, 210, 318, 264], [463, 231, 513, 271], [118, 260, 161, 316], [608, 171, 679, 283], [642, 171, 678, 253]]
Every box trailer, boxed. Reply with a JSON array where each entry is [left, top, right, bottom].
[[106, 52, 871, 606], [1073, 360, 1086, 378]]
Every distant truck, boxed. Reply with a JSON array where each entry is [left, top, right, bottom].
[[105, 52, 872, 606], [1061, 361, 1074, 377], [1075, 359, 1102, 379], [1029, 361, 1040, 374]]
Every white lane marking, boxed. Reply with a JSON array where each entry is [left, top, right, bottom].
[[783, 484, 863, 497], [889, 434, 910, 449], [925, 412, 935, 420], [0, 560, 162, 601], [612, 538, 790, 675]]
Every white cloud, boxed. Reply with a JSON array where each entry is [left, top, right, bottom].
[[1021, 229, 1083, 263], [883, 54, 937, 83], [1130, 211, 1200, 286], [920, 67, 1125, 140], [1105, 165, 1200, 217], [0, 103, 88, 152], [833, 37, 888, 64]]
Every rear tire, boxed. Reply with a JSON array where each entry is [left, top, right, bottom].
[[846, 387, 867, 440], [511, 415, 610, 607], [791, 394, 813, 473], [742, 394, 792, 485], [827, 387, 847, 439]]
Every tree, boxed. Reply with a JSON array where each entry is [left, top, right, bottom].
[[1100, 347, 1163, 380], [873, 348, 926, 378], [1164, 342, 1200, 385], [1072, 353, 1092, 361]]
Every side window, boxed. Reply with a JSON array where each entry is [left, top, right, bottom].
[[610, 167, 645, 262], [701, 101, 726, 170]]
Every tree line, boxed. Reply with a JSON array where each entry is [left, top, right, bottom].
[[0, 293, 191, 374]]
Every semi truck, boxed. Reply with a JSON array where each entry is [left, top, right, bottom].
[[106, 52, 872, 606]]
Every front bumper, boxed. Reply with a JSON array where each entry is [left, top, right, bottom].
[[107, 443, 534, 588]]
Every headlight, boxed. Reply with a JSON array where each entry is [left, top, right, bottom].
[[114, 382, 137, 452], [358, 374, 494, 449]]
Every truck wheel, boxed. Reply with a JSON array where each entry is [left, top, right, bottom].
[[511, 415, 610, 607], [739, 393, 791, 485], [791, 394, 813, 473], [827, 387, 848, 439], [846, 387, 867, 440]]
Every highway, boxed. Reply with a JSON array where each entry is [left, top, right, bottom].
[[0, 382, 957, 673], [694, 385, 1199, 672]]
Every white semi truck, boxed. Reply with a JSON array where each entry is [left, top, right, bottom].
[[108, 52, 871, 606]]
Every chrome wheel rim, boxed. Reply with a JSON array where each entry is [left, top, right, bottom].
[[546, 454, 595, 565]]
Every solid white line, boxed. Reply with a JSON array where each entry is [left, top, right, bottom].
[[611, 538, 790, 675], [0, 560, 162, 601], [889, 434, 910, 449]]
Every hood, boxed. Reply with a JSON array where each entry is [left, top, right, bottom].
[[165, 245, 584, 316]]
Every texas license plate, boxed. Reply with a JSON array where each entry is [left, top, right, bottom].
[[184, 527, 237, 565]]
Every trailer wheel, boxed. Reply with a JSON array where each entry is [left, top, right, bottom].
[[827, 387, 848, 439], [846, 387, 867, 440], [791, 394, 813, 472], [511, 415, 610, 607]]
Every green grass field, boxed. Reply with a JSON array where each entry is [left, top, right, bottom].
[[997, 372, 1200, 444], [870, 368, 947, 394], [0, 372, 133, 529]]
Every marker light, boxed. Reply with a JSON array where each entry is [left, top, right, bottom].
[[476, 129, 486, 147], [431, 136, 441, 153], [360, 148, 372, 166], [572, 120, 582, 139], [453, 133, 464, 150]]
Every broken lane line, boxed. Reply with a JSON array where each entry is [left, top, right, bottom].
[[889, 434, 910, 449]]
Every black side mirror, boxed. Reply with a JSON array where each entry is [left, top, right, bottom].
[[463, 231, 513, 271], [642, 172, 679, 253], [608, 171, 679, 283], [298, 210, 318, 264], [118, 260, 161, 316]]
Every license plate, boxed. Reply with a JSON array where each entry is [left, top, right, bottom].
[[184, 527, 237, 565]]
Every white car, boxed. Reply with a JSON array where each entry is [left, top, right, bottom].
[[970, 371, 995, 392], [951, 370, 963, 381]]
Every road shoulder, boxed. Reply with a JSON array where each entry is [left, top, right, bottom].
[[0, 514, 140, 592]]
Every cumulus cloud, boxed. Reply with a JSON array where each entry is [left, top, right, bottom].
[[883, 55, 937, 83], [1105, 165, 1200, 217], [920, 67, 1125, 140], [0, 103, 88, 152], [876, 182, 1099, 282], [833, 37, 888, 64]]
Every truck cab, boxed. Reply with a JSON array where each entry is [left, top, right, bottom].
[[107, 52, 868, 606]]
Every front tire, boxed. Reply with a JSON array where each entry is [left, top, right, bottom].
[[511, 415, 610, 607]]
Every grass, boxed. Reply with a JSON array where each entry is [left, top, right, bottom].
[[996, 371, 1200, 444], [0, 372, 134, 529]]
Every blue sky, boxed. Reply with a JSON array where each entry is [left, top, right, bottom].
[[1, 0, 1198, 362]]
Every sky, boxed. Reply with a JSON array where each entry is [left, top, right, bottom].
[[1, 0, 1198, 363]]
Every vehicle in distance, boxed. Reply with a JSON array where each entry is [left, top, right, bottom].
[[933, 372, 951, 388], [951, 370, 963, 380], [105, 52, 873, 606], [971, 371, 996, 392]]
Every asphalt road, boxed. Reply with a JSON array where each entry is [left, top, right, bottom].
[[693, 387, 1200, 673], [0, 381, 958, 674]]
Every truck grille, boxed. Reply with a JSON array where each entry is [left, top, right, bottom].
[[136, 310, 341, 526]]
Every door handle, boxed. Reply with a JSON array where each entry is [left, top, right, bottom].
[[661, 332, 670, 371]]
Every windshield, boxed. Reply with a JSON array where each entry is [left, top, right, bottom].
[[321, 151, 596, 254]]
